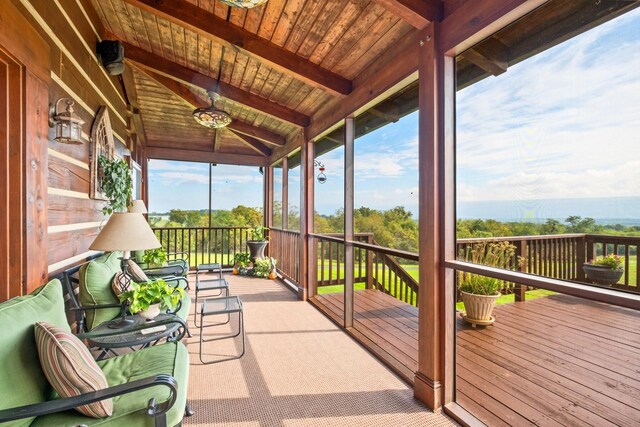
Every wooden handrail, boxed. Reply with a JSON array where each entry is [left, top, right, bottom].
[[446, 260, 640, 310]]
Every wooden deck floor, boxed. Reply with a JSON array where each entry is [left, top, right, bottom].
[[311, 289, 640, 426]]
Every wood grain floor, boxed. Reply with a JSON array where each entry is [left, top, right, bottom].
[[312, 289, 640, 426]]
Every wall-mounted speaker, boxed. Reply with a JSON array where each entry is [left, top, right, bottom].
[[97, 40, 124, 75]]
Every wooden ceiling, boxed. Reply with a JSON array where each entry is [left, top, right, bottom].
[[89, 0, 640, 165], [90, 0, 426, 163]]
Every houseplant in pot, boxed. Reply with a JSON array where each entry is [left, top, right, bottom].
[[246, 226, 269, 262], [142, 248, 168, 268], [458, 241, 515, 327], [119, 279, 185, 320], [232, 252, 251, 275], [583, 254, 624, 286]]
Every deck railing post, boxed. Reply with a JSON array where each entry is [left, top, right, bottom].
[[366, 235, 374, 290], [514, 240, 527, 302], [576, 234, 587, 281]]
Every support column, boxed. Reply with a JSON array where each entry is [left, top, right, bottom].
[[282, 156, 288, 230], [344, 117, 355, 329], [415, 21, 456, 410], [264, 164, 273, 228], [303, 139, 316, 299]]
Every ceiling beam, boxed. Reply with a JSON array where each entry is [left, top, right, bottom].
[[146, 146, 267, 167], [122, 42, 309, 127], [229, 130, 272, 157], [120, 0, 352, 96], [120, 64, 147, 146], [463, 36, 509, 75], [372, 0, 444, 29], [137, 67, 287, 146]]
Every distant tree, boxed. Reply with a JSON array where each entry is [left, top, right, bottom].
[[541, 219, 564, 235], [169, 209, 187, 224], [565, 216, 598, 233]]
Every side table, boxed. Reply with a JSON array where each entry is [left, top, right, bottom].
[[83, 313, 187, 360]]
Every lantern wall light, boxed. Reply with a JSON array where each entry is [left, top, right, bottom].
[[49, 98, 85, 145]]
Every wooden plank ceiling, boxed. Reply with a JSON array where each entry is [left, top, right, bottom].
[[90, 0, 419, 162]]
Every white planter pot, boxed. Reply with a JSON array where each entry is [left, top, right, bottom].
[[461, 291, 500, 327], [139, 303, 161, 320]]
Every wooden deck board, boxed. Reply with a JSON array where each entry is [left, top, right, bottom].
[[312, 289, 640, 426]]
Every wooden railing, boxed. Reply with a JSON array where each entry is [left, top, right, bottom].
[[312, 233, 420, 305], [456, 234, 640, 294], [268, 228, 301, 284], [152, 226, 252, 268], [151, 226, 640, 298]]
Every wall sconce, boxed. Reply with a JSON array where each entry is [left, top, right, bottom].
[[314, 160, 327, 184], [48, 98, 85, 144]]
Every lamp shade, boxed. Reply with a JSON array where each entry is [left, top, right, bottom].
[[128, 200, 148, 214], [90, 213, 160, 251]]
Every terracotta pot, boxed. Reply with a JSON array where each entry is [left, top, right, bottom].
[[583, 263, 623, 286], [139, 303, 161, 320], [247, 241, 268, 263], [461, 291, 500, 326], [268, 270, 277, 280]]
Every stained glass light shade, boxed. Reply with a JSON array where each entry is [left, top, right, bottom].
[[193, 92, 232, 129], [219, 0, 268, 8]]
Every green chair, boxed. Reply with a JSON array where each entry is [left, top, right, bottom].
[[63, 252, 191, 334], [0, 279, 190, 427], [133, 250, 189, 281]]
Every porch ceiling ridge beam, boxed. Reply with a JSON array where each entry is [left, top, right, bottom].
[[137, 67, 287, 147], [228, 130, 272, 157], [120, 0, 352, 96], [122, 42, 309, 127], [372, 0, 443, 29], [146, 146, 267, 167]]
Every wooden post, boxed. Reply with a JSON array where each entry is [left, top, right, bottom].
[[514, 240, 527, 302], [282, 156, 289, 230], [576, 234, 587, 281], [366, 234, 374, 290], [415, 21, 456, 409], [264, 164, 273, 228], [344, 117, 355, 329], [299, 138, 314, 300]]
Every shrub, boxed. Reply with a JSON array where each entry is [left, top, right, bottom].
[[589, 254, 623, 270]]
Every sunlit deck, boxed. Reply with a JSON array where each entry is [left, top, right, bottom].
[[183, 274, 455, 427], [312, 289, 640, 426]]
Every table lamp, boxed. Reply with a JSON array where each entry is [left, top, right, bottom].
[[128, 199, 148, 214], [90, 212, 161, 328]]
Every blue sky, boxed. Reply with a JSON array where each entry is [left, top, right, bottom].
[[149, 8, 640, 220]]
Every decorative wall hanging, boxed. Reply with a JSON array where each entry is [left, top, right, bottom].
[[90, 106, 115, 200]]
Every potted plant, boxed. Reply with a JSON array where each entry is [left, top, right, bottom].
[[458, 241, 515, 327], [246, 226, 269, 262], [119, 279, 185, 320], [142, 248, 168, 268], [232, 252, 251, 275], [583, 254, 624, 286], [98, 156, 132, 215], [253, 257, 277, 279]]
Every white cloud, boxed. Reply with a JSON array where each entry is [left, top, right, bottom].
[[457, 9, 640, 202]]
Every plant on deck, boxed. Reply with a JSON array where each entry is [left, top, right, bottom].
[[458, 241, 516, 295], [253, 257, 277, 278], [588, 254, 623, 270], [248, 226, 268, 241], [142, 248, 168, 268]]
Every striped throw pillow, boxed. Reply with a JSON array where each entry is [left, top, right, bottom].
[[34, 322, 113, 418]]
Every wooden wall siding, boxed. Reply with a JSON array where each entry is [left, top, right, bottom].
[[9, 0, 131, 277]]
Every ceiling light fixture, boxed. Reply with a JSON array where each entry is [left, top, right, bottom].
[[193, 91, 232, 129], [219, 0, 268, 8]]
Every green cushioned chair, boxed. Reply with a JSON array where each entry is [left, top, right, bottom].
[[67, 252, 191, 333], [0, 279, 190, 427], [133, 250, 189, 282]]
